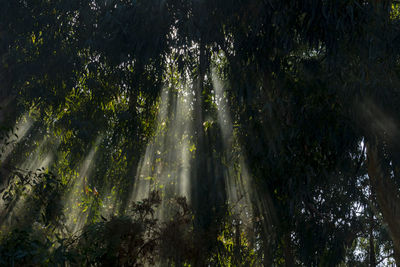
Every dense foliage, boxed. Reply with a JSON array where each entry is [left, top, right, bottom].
[[1, 0, 400, 266]]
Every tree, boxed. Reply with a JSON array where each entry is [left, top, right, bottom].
[[1, 0, 400, 265]]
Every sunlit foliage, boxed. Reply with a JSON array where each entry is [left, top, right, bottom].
[[1, 0, 400, 266]]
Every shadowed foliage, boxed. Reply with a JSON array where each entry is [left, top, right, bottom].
[[1, 0, 400, 266]]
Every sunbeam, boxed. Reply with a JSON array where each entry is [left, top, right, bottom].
[[0, 112, 34, 162], [3, 1, 400, 265], [211, 68, 277, 246], [130, 83, 194, 220], [211, 69, 252, 213], [64, 136, 103, 234], [0, 136, 57, 229]]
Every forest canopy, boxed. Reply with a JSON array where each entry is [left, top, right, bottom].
[[1, 0, 400, 266]]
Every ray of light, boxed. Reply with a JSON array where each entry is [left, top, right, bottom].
[[167, 85, 193, 200], [211, 69, 250, 207], [131, 87, 171, 203], [130, 83, 194, 219], [99, 184, 119, 218], [0, 137, 58, 228], [64, 136, 102, 234], [211, 68, 277, 237], [0, 112, 34, 162]]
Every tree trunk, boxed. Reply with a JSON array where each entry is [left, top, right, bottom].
[[366, 142, 400, 266]]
